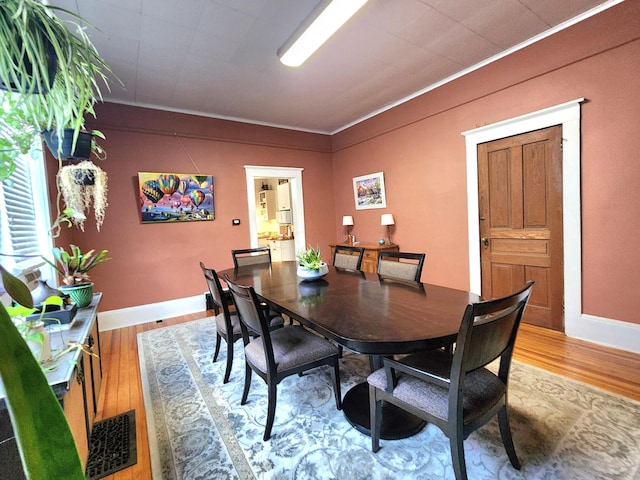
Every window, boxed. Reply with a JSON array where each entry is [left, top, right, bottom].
[[0, 146, 53, 278]]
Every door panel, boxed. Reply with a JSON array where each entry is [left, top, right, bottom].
[[478, 126, 564, 330]]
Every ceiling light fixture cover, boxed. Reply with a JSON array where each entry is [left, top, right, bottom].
[[278, 0, 368, 67]]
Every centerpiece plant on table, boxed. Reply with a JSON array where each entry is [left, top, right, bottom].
[[296, 245, 329, 281], [42, 244, 110, 308]]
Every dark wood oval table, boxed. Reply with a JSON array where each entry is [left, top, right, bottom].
[[219, 261, 481, 439]]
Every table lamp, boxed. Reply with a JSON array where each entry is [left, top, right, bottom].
[[342, 215, 354, 244], [381, 213, 395, 245]]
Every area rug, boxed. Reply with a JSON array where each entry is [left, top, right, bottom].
[[138, 317, 640, 480]]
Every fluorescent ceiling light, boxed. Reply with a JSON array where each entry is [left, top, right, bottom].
[[278, 0, 368, 67]]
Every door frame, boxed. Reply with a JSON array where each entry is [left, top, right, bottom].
[[244, 165, 306, 254], [463, 99, 583, 334]]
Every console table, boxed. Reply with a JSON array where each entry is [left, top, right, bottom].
[[0, 293, 103, 478], [330, 242, 399, 273]]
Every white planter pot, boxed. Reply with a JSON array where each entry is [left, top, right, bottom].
[[297, 262, 329, 281]]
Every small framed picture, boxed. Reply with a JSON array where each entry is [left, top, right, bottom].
[[353, 171, 387, 210]]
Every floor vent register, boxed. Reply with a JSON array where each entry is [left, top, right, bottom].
[[85, 410, 137, 480]]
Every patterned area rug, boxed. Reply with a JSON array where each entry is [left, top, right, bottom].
[[138, 317, 640, 480]]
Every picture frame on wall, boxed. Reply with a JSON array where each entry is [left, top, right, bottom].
[[353, 171, 387, 210], [138, 172, 215, 223]]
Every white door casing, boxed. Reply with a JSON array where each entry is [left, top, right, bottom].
[[244, 165, 306, 254], [464, 100, 583, 326], [463, 98, 640, 354]]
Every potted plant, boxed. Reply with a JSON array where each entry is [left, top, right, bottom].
[[41, 128, 106, 161], [0, 265, 86, 480], [0, 0, 117, 178], [0, 2, 114, 478], [57, 160, 108, 231], [7, 295, 64, 363], [42, 244, 110, 308], [296, 245, 329, 281]]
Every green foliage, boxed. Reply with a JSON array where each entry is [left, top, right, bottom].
[[0, 0, 118, 179], [0, 92, 40, 179], [0, 263, 32, 307], [41, 244, 110, 285], [0, 268, 85, 479], [297, 245, 323, 271]]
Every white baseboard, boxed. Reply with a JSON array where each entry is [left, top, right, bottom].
[[99, 295, 640, 354], [98, 295, 206, 331], [566, 314, 640, 354]]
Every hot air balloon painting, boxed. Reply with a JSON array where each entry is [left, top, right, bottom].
[[137, 172, 215, 223], [141, 180, 163, 203], [190, 189, 205, 207], [194, 175, 208, 186], [158, 174, 180, 196], [180, 194, 192, 207]]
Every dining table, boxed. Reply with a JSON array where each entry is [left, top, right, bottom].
[[219, 261, 481, 440]]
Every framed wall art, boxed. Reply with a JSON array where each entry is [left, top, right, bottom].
[[353, 171, 387, 210], [138, 172, 215, 223]]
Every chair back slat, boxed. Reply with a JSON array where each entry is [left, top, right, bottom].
[[377, 251, 426, 283], [200, 262, 230, 315], [333, 245, 365, 270], [454, 281, 534, 375], [224, 277, 267, 337], [232, 247, 271, 268]]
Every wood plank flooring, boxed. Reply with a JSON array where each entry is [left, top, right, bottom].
[[95, 312, 640, 480]]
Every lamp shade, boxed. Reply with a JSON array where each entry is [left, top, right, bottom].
[[381, 214, 395, 226], [342, 215, 354, 226]]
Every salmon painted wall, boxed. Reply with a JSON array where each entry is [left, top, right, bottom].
[[48, 105, 334, 311], [45, 1, 639, 328], [331, 1, 640, 325]]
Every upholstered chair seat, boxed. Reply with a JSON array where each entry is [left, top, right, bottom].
[[367, 281, 534, 480], [225, 275, 342, 441], [245, 325, 339, 373], [368, 349, 505, 424], [201, 262, 282, 384]]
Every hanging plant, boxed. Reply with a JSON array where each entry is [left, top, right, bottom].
[[0, 0, 119, 179], [57, 160, 108, 231]]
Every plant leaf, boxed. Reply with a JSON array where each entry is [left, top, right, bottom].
[[0, 303, 85, 479], [0, 264, 33, 308]]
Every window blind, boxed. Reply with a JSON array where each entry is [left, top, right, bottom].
[[0, 150, 52, 275]]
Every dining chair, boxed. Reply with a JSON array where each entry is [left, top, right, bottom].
[[333, 245, 365, 271], [367, 281, 534, 480], [224, 275, 342, 441], [231, 246, 271, 268], [200, 262, 283, 383], [200, 262, 241, 383], [377, 251, 426, 284]]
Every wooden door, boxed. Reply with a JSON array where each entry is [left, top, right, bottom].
[[478, 126, 564, 330]]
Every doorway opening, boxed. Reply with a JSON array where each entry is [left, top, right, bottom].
[[244, 165, 306, 254]]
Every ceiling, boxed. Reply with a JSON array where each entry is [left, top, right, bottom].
[[50, 0, 613, 134]]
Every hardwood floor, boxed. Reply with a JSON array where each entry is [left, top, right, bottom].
[[95, 312, 640, 480]]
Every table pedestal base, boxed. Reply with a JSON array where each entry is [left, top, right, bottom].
[[342, 382, 426, 440]]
